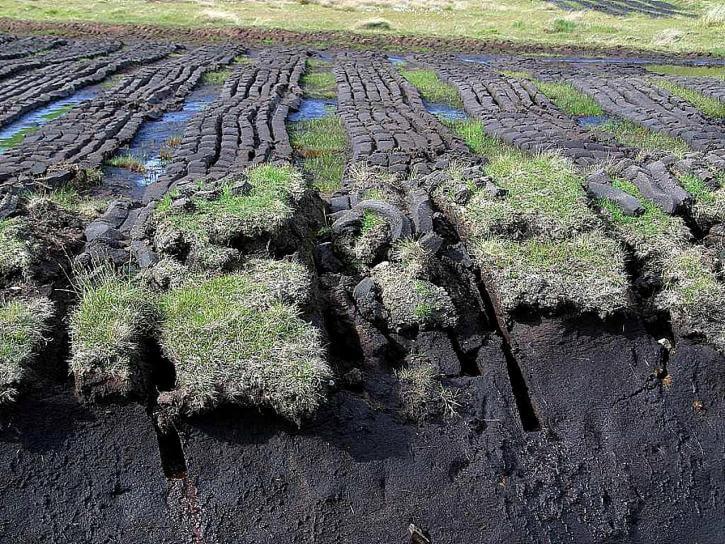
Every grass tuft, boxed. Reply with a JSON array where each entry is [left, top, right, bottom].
[[69, 264, 157, 400], [646, 64, 725, 80], [106, 153, 147, 173], [532, 80, 604, 117], [155, 164, 307, 249], [399, 69, 463, 108], [290, 110, 347, 194], [158, 260, 331, 422], [0, 218, 32, 279], [596, 118, 690, 158], [0, 298, 53, 404], [201, 69, 231, 85], [397, 359, 459, 423], [652, 78, 725, 119]]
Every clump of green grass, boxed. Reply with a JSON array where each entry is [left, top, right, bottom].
[[26, 186, 107, 219], [500, 69, 532, 80], [596, 119, 691, 158], [41, 104, 74, 121], [202, 69, 231, 85], [290, 109, 347, 193], [546, 18, 576, 33], [397, 359, 459, 423], [301, 59, 336, 99], [399, 69, 463, 108], [443, 119, 597, 238], [106, 153, 146, 173], [361, 209, 385, 234], [355, 18, 393, 31], [0, 297, 53, 404], [372, 261, 457, 331], [69, 264, 158, 401], [158, 259, 330, 423], [678, 173, 715, 204], [646, 64, 725, 80], [652, 78, 725, 119], [0, 218, 32, 279], [533, 81, 604, 117], [155, 164, 306, 250]]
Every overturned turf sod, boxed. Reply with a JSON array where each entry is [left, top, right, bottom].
[[157, 259, 331, 423], [0, 297, 53, 404], [68, 265, 158, 401]]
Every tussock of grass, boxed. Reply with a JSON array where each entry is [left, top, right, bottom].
[[678, 173, 715, 204], [596, 119, 690, 158], [301, 59, 336, 99], [372, 261, 457, 331], [652, 79, 725, 119], [0, 218, 32, 279], [546, 18, 576, 33], [0, 297, 53, 404], [532, 80, 604, 117], [27, 186, 108, 219], [69, 265, 157, 400], [201, 69, 231, 85], [399, 69, 463, 108], [646, 64, 725, 80], [290, 111, 347, 193], [158, 259, 330, 422], [397, 359, 459, 423], [355, 18, 393, 31], [106, 153, 146, 173], [155, 164, 306, 250]]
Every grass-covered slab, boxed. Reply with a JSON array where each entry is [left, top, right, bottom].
[[0, 218, 32, 280], [596, 178, 724, 352], [0, 297, 53, 404], [596, 118, 691, 158], [154, 164, 308, 261], [158, 259, 330, 423], [69, 266, 157, 401], [439, 119, 629, 316], [372, 261, 458, 331]]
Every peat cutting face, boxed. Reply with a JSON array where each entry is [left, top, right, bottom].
[[0, 26, 723, 544]]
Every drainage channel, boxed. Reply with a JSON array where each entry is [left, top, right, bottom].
[[101, 85, 219, 198], [424, 101, 467, 121], [0, 86, 100, 152]]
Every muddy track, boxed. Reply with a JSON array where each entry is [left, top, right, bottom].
[[0, 34, 723, 544]]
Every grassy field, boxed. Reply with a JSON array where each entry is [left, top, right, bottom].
[[0, 0, 723, 55]]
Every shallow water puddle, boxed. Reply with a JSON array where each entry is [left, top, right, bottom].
[[425, 101, 467, 121], [459, 54, 495, 65], [102, 86, 218, 195], [0, 87, 99, 152], [576, 114, 610, 127], [288, 97, 337, 122], [388, 55, 407, 66]]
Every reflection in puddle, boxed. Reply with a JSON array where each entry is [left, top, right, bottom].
[[388, 55, 406, 66], [102, 86, 218, 195], [0, 87, 100, 152], [289, 98, 337, 122], [425, 101, 467, 121], [577, 115, 610, 127]]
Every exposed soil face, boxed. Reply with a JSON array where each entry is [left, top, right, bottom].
[[1, 320, 721, 543], [0, 30, 723, 543]]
